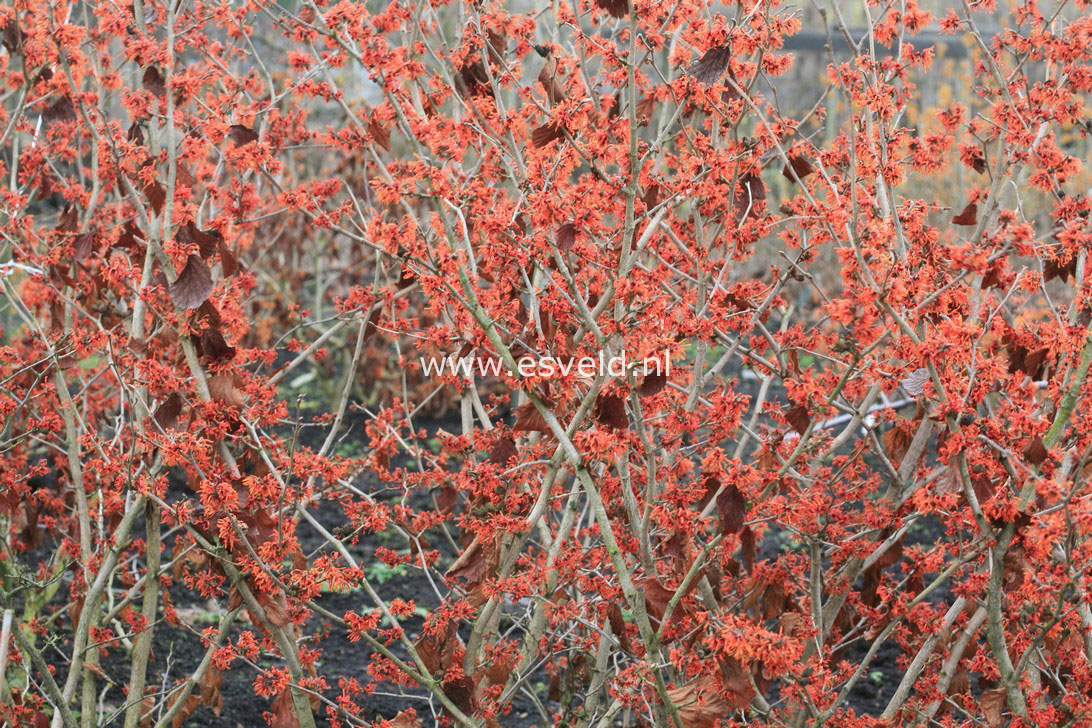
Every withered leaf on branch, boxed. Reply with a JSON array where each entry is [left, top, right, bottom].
[[269, 688, 301, 728], [199, 667, 223, 716], [219, 240, 238, 277], [635, 94, 656, 125], [176, 221, 221, 259], [368, 116, 391, 152], [981, 687, 1006, 727], [209, 371, 245, 407], [666, 675, 734, 728], [142, 66, 166, 96], [415, 619, 458, 675], [638, 371, 667, 396], [388, 711, 423, 728], [607, 603, 634, 653], [169, 255, 214, 309], [882, 425, 914, 468], [537, 57, 567, 105], [489, 435, 518, 466], [531, 122, 565, 148], [1023, 436, 1048, 466], [688, 45, 733, 85], [594, 393, 627, 430], [952, 202, 978, 226], [513, 401, 549, 432], [45, 96, 76, 124], [228, 124, 259, 146], [1044, 254, 1077, 283], [444, 536, 500, 598], [151, 393, 184, 433], [969, 148, 987, 173], [716, 483, 746, 534], [144, 180, 166, 215], [594, 0, 628, 18], [556, 222, 576, 251], [733, 173, 766, 221], [786, 403, 811, 434], [901, 367, 930, 396], [782, 155, 814, 183], [72, 232, 95, 261], [740, 525, 756, 571], [441, 674, 478, 718], [1006, 341, 1048, 380]]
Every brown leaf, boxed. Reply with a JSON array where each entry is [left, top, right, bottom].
[[537, 57, 567, 105], [441, 674, 478, 718], [594, 0, 628, 18], [388, 710, 423, 728], [151, 393, 184, 433], [435, 486, 457, 513], [638, 371, 667, 396], [198, 324, 236, 363], [72, 233, 95, 261], [642, 183, 661, 209], [715, 484, 746, 534], [1044, 255, 1077, 283], [209, 371, 245, 407], [947, 669, 970, 698], [531, 122, 565, 148], [127, 122, 145, 146], [786, 404, 810, 434], [1006, 341, 1048, 380], [445, 536, 499, 597], [170, 693, 201, 728], [720, 657, 758, 710], [594, 393, 627, 430], [2, 19, 24, 54], [666, 675, 733, 728], [176, 221, 220, 259], [513, 401, 548, 432], [740, 526, 756, 572], [489, 435, 517, 466], [689, 45, 733, 85], [607, 603, 634, 653], [781, 155, 814, 183], [636, 94, 656, 125], [952, 202, 977, 226], [270, 689, 301, 728], [144, 180, 166, 215], [368, 116, 391, 152], [257, 589, 290, 628], [969, 149, 987, 174], [733, 173, 766, 221], [228, 124, 259, 146], [199, 667, 223, 716], [169, 255, 214, 309], [556, 222, 576, 251], [639, 577, 676, 628], [981, 687, 1006, 727], [45, 97, 76, 124], [1022, 436, 1048, 466], [142, 67, 166, 96], [415, 619, 458, 675], [882, 425, 914, 468]]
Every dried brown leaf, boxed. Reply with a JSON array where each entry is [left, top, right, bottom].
[[228, 124, 259, 146], [689, 45, 733, 85], [169, 255, 214, 310], [952, 202, 978, 226], [715, 484, 746, 534]]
